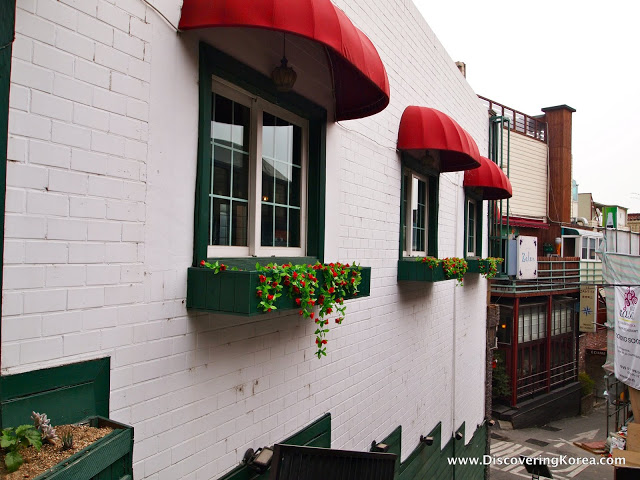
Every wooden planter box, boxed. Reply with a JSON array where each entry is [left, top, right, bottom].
[[397, 260, 446, 282], [465, 258, 485, 274], [34, 416, 133, 480], [187, 266, 371, 315]]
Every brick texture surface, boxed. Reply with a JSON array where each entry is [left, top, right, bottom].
[[4, 0, 489, 478]]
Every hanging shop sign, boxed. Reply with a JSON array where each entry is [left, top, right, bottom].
[[516, 236, 538, 280], [579, 284, 597, 333]]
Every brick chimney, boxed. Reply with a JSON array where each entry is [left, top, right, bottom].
[[541, 105, 576, 224]]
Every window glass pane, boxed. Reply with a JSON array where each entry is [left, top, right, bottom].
[[212, 94, 232, 145], [274, 206, 288, 247], [261, 112, 302, 247], [212, 146, 231, 197], [402, 174, 408, 252], [274, 161, 289, 205], [261, 204, 273, 246], [262, 158, 275, 203], [589, 238, 596, 259], [211, 198, 230, 246], [231, 202, 248, 246], [411, 176, 427, 252], [467, 200, 476, 254], [289, 209, 300, 247], [210, 92, 250, 247], [232, 152, 249, 200]]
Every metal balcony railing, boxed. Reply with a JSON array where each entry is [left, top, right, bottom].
[[490, 257, 582, 295], [479, 96, 547, 143]]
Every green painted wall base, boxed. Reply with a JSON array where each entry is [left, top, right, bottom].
[[219, 414, 331, 480], [381, 422, 487, 480]]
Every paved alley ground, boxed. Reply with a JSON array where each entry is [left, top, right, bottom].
[[490, 403, 616, 480]]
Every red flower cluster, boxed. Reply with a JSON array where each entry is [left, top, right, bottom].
[[254, 261, 363, 359]]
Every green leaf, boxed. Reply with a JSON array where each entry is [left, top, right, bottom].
[[255, 262, 260, 270], [24, 428, 42, 450], [1, 432, 16, 448], [14, 424, 34, 436], [5, 450, 23, 473]]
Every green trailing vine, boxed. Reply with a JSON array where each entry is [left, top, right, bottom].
[[199, 260, 363, 359], [478, 257, 503, 279]]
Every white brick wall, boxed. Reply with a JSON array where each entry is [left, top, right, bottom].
[[3, 0, 489, 478]]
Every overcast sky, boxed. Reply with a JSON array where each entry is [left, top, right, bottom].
[[413, 0, 640, 214]]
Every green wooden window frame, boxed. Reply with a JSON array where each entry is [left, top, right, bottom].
[[398, 153, 439, 261], [194, 43, 327, 267], [464, 193, 483, 259]]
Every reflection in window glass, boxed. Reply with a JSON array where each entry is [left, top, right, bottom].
[[210, 93, 250, 246], [261, 113, 302, 247]]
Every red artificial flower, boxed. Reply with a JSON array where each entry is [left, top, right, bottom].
[[322, 340, 327, 345], [345, 263, 350, 267], [310, 312, 315, 319], [351, 270, 356, 276], [295, 298, 301, 306], [332, 271, 337, 278], [200, 260, 205, 266], [319, 295, 325, 304], [329, 263, 334, 267], [299, 310, 303, 315], [259, 275, 267, 283], [267, 294, 274, 301], [267, 308, 272, 313], [257, 291, 263, 297], [308, 300, 315, 305], [293, 286, 300, 294], [328, 287, 335, 294], [316, 338, 320, 345], [351, 278, 355, 283], [220, 264, 227, 271], [293, 272, 298, 279], [326, 308, 332, 314], [301, 281, 306, 287], [272, 281, 278, 287]]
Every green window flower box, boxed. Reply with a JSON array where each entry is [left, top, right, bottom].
[[187, 265, 371, 315], [33, 416, 133, 480], [465, 258, 485, 274], [397, 260, 446, 282]]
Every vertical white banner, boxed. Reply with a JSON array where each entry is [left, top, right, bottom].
[[614, 286, 640, 388]]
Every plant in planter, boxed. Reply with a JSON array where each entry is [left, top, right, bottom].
[[441, 257, 468, 286], [254, 262, 363, 358], [479, 257, 504, 279], [416, 256, 441, 270], [1, 424, 42, 473]]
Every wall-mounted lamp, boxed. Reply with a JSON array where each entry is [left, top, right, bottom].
[[455, 431, 463, 440], [242, 447, 274, 473], [271, 34, 297, 93], [419, 435, 434, 446], [488, 419, 496, 427], [370, 440, 389, 453]]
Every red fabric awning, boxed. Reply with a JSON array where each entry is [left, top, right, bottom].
[[179, 0, 390, 121], [464, 156, 512, 200], [397, 106, 481, 172], [502, 216, 550, 229]]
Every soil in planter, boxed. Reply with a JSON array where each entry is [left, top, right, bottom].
[[0, 424, 113, 479]]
